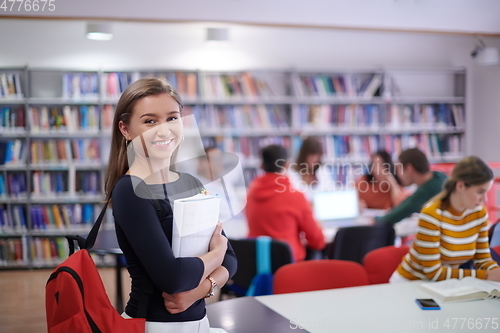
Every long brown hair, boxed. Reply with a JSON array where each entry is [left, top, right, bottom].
[[293, 136, 323, 175], [430, 156, 493, 207], [104, 78, 183, 202]]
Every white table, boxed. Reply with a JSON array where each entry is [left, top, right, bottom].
[[255, 281, 500, 333]]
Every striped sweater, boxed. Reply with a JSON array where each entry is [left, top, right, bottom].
[[396, 200, 499, 281]]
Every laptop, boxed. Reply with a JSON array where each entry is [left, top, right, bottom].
[[312, 189, 361, 226]]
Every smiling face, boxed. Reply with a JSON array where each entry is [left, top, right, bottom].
[[119, 93, 183, 163]]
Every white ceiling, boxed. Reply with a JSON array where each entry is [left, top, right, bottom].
[[1, 0, 500, 35], [1, 0, 499, 71], [2, 18, 493, 71]]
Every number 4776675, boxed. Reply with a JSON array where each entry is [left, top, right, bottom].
[[1, 0, 56, 12]]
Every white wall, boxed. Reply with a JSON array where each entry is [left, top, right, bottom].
[[468, 39, 500, 162]]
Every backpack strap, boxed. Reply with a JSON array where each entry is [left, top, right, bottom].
[[66, 196, 112, 255], [85, 196, 112, 251], [66, 189, 163, 318]]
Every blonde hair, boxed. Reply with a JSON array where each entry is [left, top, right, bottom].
[[429, 156, 493, 207], [104, 78, 183, 202]]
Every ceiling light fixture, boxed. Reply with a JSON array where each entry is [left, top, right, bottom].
[[86, 23, 113, 41], [206, 27, 229, 42]]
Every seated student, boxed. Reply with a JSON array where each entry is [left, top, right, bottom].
[[391, 156, 500, 282], [288, 137, 334, 203], [356, 150, 406, 210], [375, 148, 447, 225], [245, 144, 325, 262]]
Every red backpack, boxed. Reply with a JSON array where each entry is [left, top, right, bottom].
[[45, 197, 155, 333]]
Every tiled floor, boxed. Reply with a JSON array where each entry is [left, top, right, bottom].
[[0, 267, 125, 333], [0, 266, 221, 333]]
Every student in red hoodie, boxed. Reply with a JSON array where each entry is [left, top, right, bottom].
[[246, 144, 326, 262]]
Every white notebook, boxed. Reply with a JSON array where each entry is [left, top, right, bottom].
[[172, 193, 221, 258]]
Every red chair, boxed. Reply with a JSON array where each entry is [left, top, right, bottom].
[[430, 163, 455, 175], [362, 245, 410, 284], [486, 177, 500, 223], [273, 259, 369, 294]]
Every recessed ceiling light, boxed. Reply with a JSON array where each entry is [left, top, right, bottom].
[[86, 23, 113, 41], [206, 27, 229, 42]]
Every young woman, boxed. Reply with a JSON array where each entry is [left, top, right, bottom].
[[288, 137, 334, 202], [104, 78, 237, 332], [356, 150, 406, 210], [391, 156, 500, 282]]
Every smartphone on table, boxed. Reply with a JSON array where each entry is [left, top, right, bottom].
[[415, 298, 441, 310]]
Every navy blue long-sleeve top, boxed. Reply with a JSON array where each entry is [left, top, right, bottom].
[[112, 173, 237, 322]]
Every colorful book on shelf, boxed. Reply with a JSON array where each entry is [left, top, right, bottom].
[[6, 74, 16, 95], [44, 206, 56, 229], [73, 204, 82, 225], [0, 74, 8, 97], [60, 205, 72, 228], [451, 105, 465, 128], [12, 206, 27, 231], [30, 206, 41, 230], [176, 72, 188, 96], [81, 203, 93, 225], [51, 205, 64, 229], [172, 193, 220, 258], [0, 206, 8, 231], [361, 74, 382, 98], [291, 74, 304, 97], [166, 73, 177, 91], [101, 105, 114, 131], [42, 237, 52, 261], [241, 72, 258, 97], [420, 277, 500, 302], [61, 106, 73, 132]]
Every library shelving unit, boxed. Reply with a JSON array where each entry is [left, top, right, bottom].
[[0, 66, 466, 269], [289, 68, 465, 185]]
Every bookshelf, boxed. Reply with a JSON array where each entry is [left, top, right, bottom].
[[0, 66, 466, 269]]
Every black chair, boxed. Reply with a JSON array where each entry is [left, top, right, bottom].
[[489, 221, 499, 246], [222, 238, 293, 297], [488, 222, 500, 264], [325, 225, 396, 264]]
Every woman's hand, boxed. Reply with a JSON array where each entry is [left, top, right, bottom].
[[209, 223, 227, 254], [486, 267, 500, 282], [376, 169, 394, 183], [162, 283, 208, 314]]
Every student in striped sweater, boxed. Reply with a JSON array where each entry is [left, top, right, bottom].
[[391, 156, 500, 282]]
